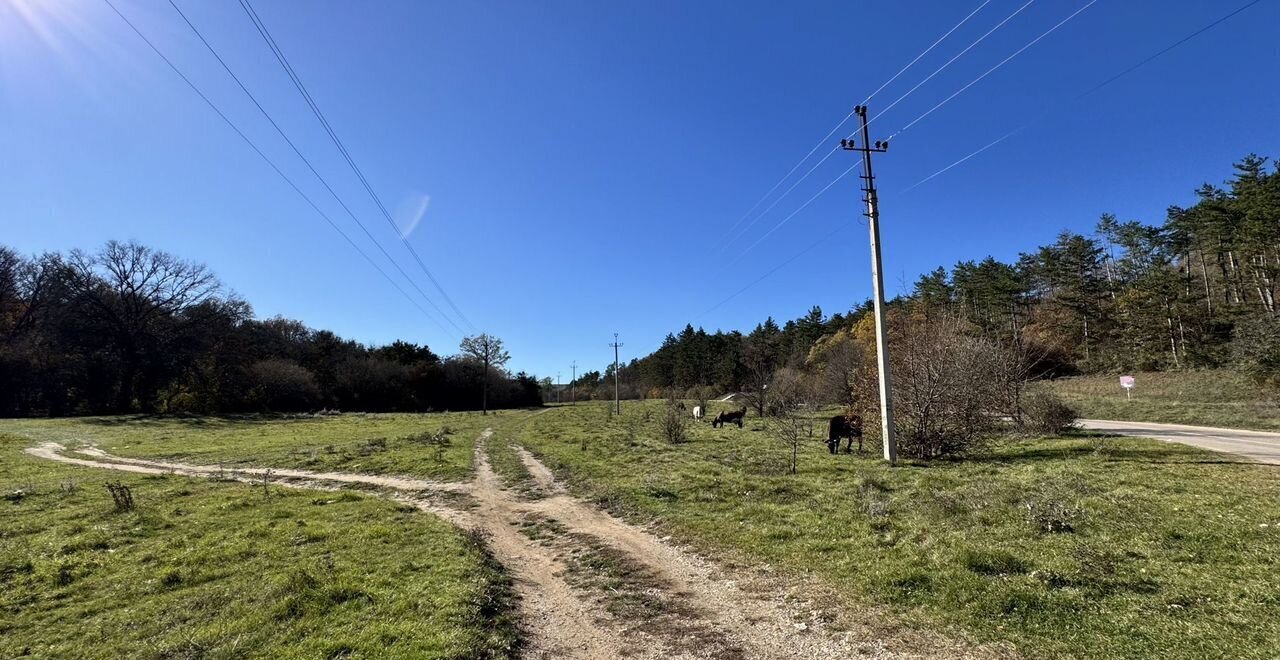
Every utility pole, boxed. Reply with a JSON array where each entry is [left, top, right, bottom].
[[556, 371, 561, 405], [841, 104, 897, 464], [570, 361, 577, 405], [610, 333, 623, 416]]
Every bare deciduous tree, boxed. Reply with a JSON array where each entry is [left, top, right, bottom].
[[459, 333, 511, 415]]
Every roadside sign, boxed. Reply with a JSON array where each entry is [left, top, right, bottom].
[[1120, 375, 1135, 399]]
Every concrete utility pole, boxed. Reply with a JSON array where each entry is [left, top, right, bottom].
[[570, 361, 577, 405], [610, 334, 623, 416], [556, 371, 561, 404], [841, 104, 897, 464]]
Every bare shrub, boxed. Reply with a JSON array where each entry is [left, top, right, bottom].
[[1021, 386, 1078, 434], [770, 392, 809, 474], [661, 401, 688, 444], [105, 481, 134, 511], [867, 311, 1006, 459]]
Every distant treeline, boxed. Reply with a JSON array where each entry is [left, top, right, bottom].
[[0, 242, 541, 417], [598, 154, 1280, 399]]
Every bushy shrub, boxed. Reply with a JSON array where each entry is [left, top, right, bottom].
[[1021, 386, 1078, 434]]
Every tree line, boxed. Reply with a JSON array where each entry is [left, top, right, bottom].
[[0, 241, 540, 417], [599, 154, 1279, 405]]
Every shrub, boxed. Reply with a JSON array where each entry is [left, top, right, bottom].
[[1021, 386, 1078, 434], [856, 311, 1006, 459], [661, 402, 688, 444]]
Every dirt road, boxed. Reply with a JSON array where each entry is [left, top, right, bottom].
[[1079, 419, 1280, 465], [26, 433, 998, 660]]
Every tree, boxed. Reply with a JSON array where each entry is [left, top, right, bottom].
[[741, 318, 782, 417], [459, 333, 511, 415]]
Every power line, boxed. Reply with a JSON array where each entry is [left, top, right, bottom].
[[720, 0, 1000, 250], [860, 0, 997, 107], [722, 145, 842, 251], [166, 0, 465, 334], [889, 0, 1101, 140], [867, 0, 1038, 134], [734, 161, 862, 259], [726, 0, 1036, 253], [699, 223, 851, 320], [702, 0, 1266, 325], [1077, 0, 1266, 99], [904, 0, 1265, 191], [903, 128, 1022, 192], [100, 0, 452, 336], [238, 0, 475, 332]]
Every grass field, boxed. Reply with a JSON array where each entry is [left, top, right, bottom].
[[503, 401, 1280, 660], [0, 434, 517, 659], [0, 410, 534, 482], [1049, 370, 1280, 431]]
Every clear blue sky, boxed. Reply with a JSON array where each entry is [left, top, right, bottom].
[[2, 0, 1277, 379]]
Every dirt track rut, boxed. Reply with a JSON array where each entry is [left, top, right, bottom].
[[25, 433, 995, 659]]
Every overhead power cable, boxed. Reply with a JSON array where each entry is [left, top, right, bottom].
[[705, 0, 1267, 318], [99, 0, 452, 335], [904, 0, 1264, 191], [859, 0, 995, 108], [866, 0, 1036, 132], [734, 161, 862, 260], [888, 0, 1102, 140], [721, 0, 1000, 249], [166, 0, 465, 334], [699, 222, 852, 320], [238, 0, 475, 332]]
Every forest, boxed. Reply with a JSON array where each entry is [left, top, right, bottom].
[[0, 242, 541, 416], [593, 154, 1280, 400]]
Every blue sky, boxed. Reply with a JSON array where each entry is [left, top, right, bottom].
[[1, 0, 1277, 379]]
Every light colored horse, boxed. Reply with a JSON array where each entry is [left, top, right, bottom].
[[692, 405, 704, 421]]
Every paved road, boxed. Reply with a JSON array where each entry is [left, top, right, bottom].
[[1079, 419, 1280, 465]]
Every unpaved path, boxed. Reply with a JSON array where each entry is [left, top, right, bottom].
[[25, 434, 998, 659]]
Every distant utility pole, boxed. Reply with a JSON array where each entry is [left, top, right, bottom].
[[841, 104, 897, 464], [556, 371, 561, 404], [570, 361, 577, 405], [610, 333, 624, 416]]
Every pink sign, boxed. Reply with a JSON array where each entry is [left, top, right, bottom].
[[1120, 376, 1136, 389]]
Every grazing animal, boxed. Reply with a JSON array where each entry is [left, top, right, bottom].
[[826, 414, 864, 454], [712, 407, 747, 429], [692, 405, 704, 421]]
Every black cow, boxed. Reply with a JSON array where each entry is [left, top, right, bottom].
[[826, 414, 863, 454], [712, 407, 747, 429]]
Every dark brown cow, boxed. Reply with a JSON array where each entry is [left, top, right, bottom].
[[826, 414, 863, 454], [712, 407, 747, 428]]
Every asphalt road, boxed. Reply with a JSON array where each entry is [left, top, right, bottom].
[[1079, 419, 1280, 465]]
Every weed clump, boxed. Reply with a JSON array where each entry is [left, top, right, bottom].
[[105, 481, 135, 511], [1024, 498, 1083, 534]]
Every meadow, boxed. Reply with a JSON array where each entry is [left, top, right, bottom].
[[5, 402, 1280, 659], [0, 432, 517, 659], [0, 409, 534, 482], [503, 401, 1280, 659], [1049, 369, 1280, 431]]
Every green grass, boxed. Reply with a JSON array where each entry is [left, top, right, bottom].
[[0, 410, 534, 481], [1049, 369, 1280, 431], [0, 435, 517, 659], [509, 401, 1280, 660]]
